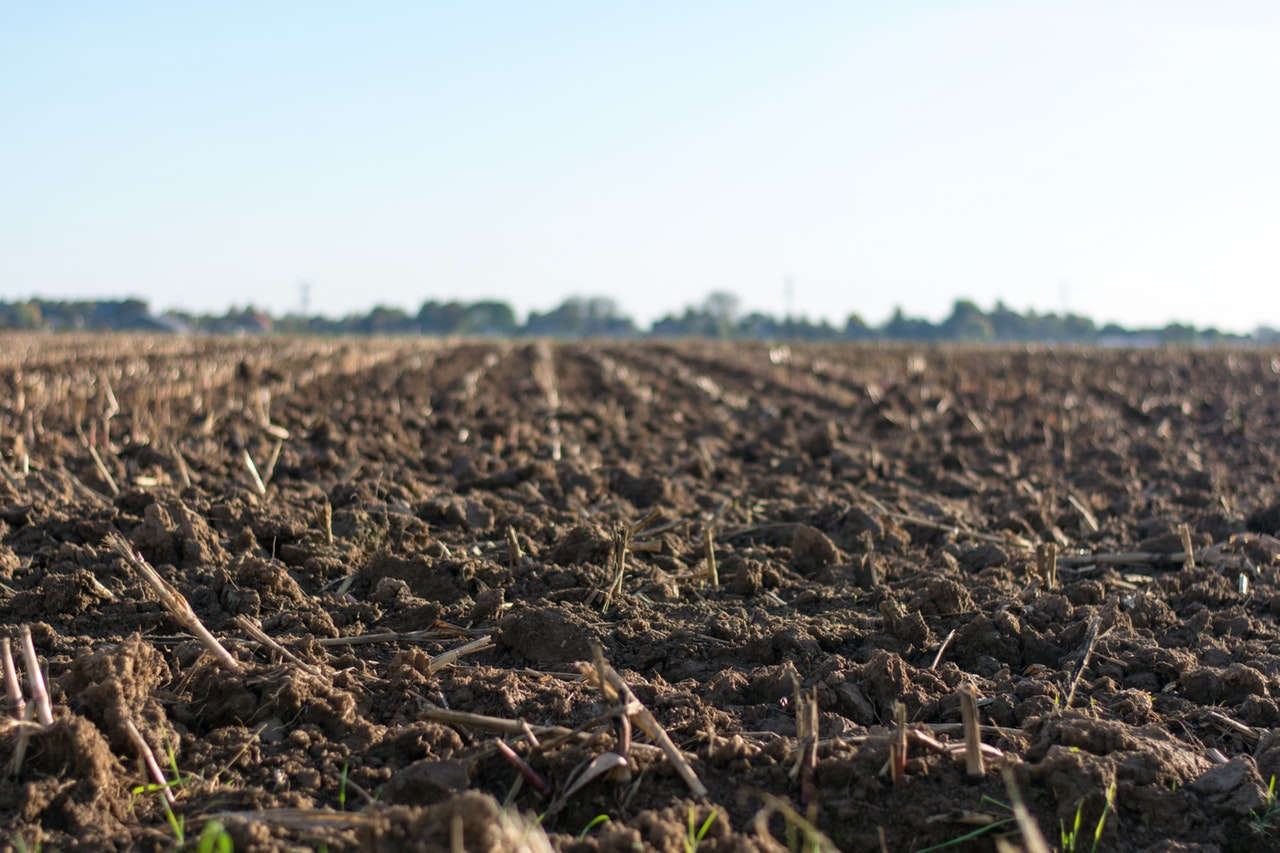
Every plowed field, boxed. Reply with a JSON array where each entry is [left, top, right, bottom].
[[3, 336, 1280, 852]]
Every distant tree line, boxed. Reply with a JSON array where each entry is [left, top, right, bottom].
[[0, 294, 1275, 345]]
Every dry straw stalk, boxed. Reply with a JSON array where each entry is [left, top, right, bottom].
[[2, 637, 25, 719], [584, 646, 708, 798], [959, 685, 984, 779], [123, 718, 176, 806], [107, 534, 242, 673], [19, 626, 54, 727]]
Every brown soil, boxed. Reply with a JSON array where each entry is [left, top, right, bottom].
[[2, 336, 1280, 852]]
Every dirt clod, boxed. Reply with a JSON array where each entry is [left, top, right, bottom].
[[790, 524, 841, 575]]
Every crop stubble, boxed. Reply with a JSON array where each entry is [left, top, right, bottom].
[[2, 336, 1280, 851]]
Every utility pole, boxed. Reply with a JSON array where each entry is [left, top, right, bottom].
[[300, 281, 311, 316]]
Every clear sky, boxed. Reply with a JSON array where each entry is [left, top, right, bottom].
[[3, 1, 1278, 330]]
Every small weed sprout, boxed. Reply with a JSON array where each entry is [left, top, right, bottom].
[[128, 736, 193, 807], [1061, 784, 1115, 853], [162, 733, 185, 787], [579, 814, 611, 839], [1251, 775, 1280, 836], [161, 799, 185, 846], [124, 729, 200, 846], [684, 807, 718, 853], [196, 820, 233, 853], [1061, 803, 1084, 852], [1093, 784, 1116, 850], [338, 763, 349, 810]]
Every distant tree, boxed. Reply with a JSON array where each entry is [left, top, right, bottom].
[[703, 291, 741, 337], [844, 313, 874, 340], [525, 297, 587, 337], [738, 311, 780, 339], [579, 297, 635, 335], [523, 295, 633, 337], [989, 300, 1025, 340], [788, 316, 839, 340], [19, 301, 43, 329], [883, 306, 939, 340], [582, 297, 620, 325], [1099, 322, 1128, 338], [942, 299, 994, 341], [0, 292, 1267, 344], [650, 292, 743, 338], [274, 313, 311, 334], [418, 300, 468, 334], [1159, 322, 1197, 346], [1060, 312, 1097, 341], [90, 298, 150, 329], [460, 301, 517, 335], [356, 305, 409, 334], [651, 308, 709, 338]]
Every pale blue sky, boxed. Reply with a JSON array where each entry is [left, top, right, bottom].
[[3, 2, 1278, 329]]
